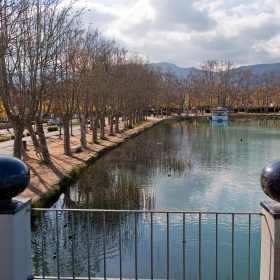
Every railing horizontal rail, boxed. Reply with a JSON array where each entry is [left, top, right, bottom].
[[30, 208, 262, 215], [31, 208, 262, 280]]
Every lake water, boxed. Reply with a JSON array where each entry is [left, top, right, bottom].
[[32, 117, 280, 279]]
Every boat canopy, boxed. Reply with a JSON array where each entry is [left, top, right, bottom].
[[212, 107, 228, 112], [211, 107, 228, 120]]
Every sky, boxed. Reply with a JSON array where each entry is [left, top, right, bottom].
[[77, 0, 280, 68]]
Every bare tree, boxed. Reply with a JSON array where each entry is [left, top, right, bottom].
[[189, 69, 206, 115], [54, 23, 85, 155], [0, 0, 81, 161], [261, 70, 279, 113], [200, 60, 218, 111]]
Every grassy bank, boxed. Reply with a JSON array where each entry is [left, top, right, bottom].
[[30, 119, 163, 209]]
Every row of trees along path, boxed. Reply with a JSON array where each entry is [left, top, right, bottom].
[[2, 1, 280, 164], [0, 0, 165, 163]]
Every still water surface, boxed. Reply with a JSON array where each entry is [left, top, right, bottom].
[[32, 117, 280, 279]]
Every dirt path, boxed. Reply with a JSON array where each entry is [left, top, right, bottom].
[[16, 117, 163, 201]]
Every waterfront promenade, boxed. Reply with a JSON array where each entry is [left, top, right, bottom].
[[0, 117, 164, 202]]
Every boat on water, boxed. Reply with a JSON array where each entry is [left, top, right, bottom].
[[208, 107, 228, 121]]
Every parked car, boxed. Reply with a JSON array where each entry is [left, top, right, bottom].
[[47, 118, 61, 126], [143, 108, 154, 116], [0, 118, 9, 123]]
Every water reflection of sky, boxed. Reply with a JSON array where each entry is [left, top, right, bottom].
[[153, 118, 278, 213]]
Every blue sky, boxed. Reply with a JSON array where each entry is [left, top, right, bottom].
[[77, 0, 280, 68]]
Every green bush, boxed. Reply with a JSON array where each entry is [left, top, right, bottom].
[[11, 135, 15, 139], [0, 136, 12, 142], [26, 131, 38, 136], [47, 126, 58, 132]]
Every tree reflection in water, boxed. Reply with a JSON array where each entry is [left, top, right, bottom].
[[32, 120, 194, 278]]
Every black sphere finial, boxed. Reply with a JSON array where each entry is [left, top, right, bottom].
[[0, 155, 30, 204], [260, 160, 280, 203]]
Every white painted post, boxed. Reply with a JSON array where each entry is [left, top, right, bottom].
[[0, 198, 32, 280], [260, 201, 280, 280]]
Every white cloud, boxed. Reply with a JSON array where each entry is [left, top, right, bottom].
[[78, 0, 280, 67]]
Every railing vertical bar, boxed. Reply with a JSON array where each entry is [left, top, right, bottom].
[[134, 212, 138, 280], [86, 212, 91, 279], [216, 214, 218, 280], [151, 212, 153, 280], [71, 212, 75, 279], [103, 212, 107, 280], [55, 211, 60, 279], [199, 213, 201, 280], [232, 214, 234, 280], [167, 213, 169, 280], [40, 211, 45, 278], [119, 212, 122, 279], [183, 213, 186, 280], [248, 214, 251, 280]]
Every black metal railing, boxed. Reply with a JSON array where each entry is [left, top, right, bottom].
[[31, 208, 262, 280]]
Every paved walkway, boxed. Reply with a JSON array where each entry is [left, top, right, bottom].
[[0, 125, 81, 156]]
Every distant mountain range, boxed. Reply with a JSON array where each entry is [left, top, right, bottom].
[[152, 62, 194, 77], [238, 63, 280, 73], [152, 62, 280, 77]]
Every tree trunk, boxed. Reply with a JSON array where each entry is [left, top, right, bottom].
[[70, 117, 73, 136], [100, 116, 106, 139], [89, 111, 94, 130], [129, 112, 133, 126], [5, 121, 9, 132], [13, 122, 25, 159], [109, 115, 114, 135], [115, 115, 120, 133], [92, 117, 99, 143], [80, 115, 87, 149], [58, 118, 62, 139], [26, 122, 39, 147], [62, 115, 71, 155], [34, 116, 52, 164]]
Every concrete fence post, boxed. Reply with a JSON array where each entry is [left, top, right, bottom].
[[260, 201, 280, 280], [0, 198, 32, 280]]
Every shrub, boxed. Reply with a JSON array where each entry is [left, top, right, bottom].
[[11, 135, 15, 139], [26, 131, 37, 136], [47, 126, 58, 132], [0, 136, 11, 142]]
